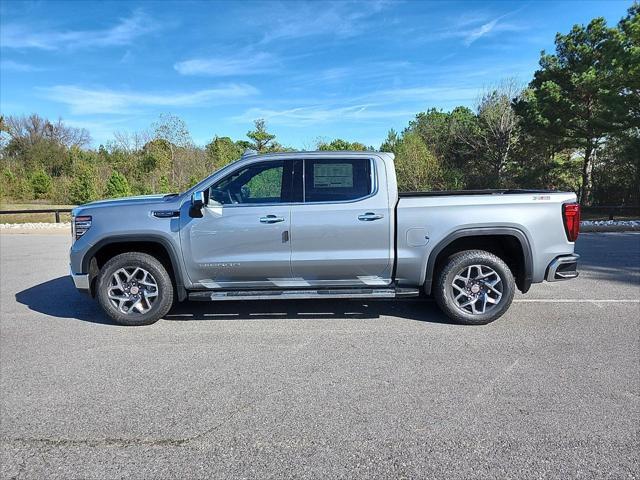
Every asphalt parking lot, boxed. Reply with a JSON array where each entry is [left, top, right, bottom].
[[1, 232, 638, 479]]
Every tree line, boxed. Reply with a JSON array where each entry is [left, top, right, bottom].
[[0, 5, 637, 206]]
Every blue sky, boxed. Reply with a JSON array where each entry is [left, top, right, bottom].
[[0, 0, 631, 149]]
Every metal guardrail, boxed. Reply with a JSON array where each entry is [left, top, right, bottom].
[[582, 205, 640, 220], [0, 209, 73, 223]]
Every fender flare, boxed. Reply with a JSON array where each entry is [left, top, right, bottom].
[[422, 227, 533, 295], [81, 234, 187, 301]]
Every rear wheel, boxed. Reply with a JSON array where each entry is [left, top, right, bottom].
[[433, 249, 515, 325], [96, 252, 174, 326]]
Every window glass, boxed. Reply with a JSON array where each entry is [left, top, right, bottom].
[[304, 159, 372, 202], [209, 161, 284, 205]]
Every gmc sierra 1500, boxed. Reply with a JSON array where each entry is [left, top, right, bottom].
[[70, 150, 580, 326]]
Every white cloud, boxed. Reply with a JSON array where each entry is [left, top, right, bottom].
[[258, 0, 393, 43], [0, 60, 42, 72], [63, 118, 130, 145], [414, 8, 526, 47], [41, 84, 259, 114], [464, 18, 500, 45], [374, 85, 479, 103], [0, 10, 158, 50], [232, 83, 480, 127], [462, 16, 524, 46], [175, 52, 276, 76], [233, 104, 413, 127]]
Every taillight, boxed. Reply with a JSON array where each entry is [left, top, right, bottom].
[[73, 215, 92, 240], [562, 203, 580, 242]]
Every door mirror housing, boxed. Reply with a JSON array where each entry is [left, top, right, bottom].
[[192, 191, 205, 209], [190, 191, 205, 217]]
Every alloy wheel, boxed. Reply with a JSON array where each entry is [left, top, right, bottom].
[[107, 266, 159, 314], [451, 264, 503, 315]]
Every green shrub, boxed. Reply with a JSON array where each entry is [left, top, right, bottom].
[[105, 171, 131, 198], [68, 162, 98, 205], [30, 169, 53, 199], [50, 176, 73, 204], [157, 175, 171, 193], [395, 133, 444, 192]]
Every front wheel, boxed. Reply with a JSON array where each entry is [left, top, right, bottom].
[[433, 249, 515, 325], [96, 252, 174, 326]]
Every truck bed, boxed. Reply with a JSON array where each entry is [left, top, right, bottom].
[[398, 189, 556, 197], [394, 189, 577, 290]]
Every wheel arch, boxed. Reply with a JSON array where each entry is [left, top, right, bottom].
[[81, 235, 187, 301], [423, 227, 533, 295]]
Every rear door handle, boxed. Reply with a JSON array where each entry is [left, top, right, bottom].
[[358, 212, 384, 221], [260, 215, 285, 224]]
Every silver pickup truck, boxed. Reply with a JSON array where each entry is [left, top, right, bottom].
[[70, 150, 580, 326]]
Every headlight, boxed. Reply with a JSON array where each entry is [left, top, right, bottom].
[[72, 215, 92, 240]]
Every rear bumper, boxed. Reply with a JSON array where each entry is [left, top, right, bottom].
[[546, 254, 580, 282]]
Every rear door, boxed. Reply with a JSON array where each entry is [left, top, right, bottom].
[[289, 157, 392, 286]]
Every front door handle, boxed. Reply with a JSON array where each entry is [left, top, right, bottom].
[[358, 212, 384, 221], [260, 215, 285, 224]]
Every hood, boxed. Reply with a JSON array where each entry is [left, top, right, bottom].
[[72, 194, 179, 215]]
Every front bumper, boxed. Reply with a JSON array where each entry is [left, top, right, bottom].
[[546, 254, 580, 282], [70, 268, 90, 291]]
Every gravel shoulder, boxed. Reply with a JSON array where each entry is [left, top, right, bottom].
[[0, 222, 71, 235]]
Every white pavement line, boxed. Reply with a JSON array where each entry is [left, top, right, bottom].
[[401, 298, 639, 303], [513, 299, 640, 303], [476, 359, 520, 400]]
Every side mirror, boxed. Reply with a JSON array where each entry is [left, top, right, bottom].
[[190, 191, 205, 217], [191, 191, 205, 209]]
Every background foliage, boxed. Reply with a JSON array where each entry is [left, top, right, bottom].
[[0, 6, 637, 206]]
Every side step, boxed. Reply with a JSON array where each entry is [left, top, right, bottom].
[[189, 287, 420, 302]]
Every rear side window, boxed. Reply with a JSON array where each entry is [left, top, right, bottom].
[[304, 159, 372, 203]]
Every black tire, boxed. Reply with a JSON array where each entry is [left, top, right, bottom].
[[433, 249, 515, 325], [96, 252, 174, 326]]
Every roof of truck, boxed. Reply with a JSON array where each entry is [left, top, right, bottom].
[[242, 150, 395, 161]]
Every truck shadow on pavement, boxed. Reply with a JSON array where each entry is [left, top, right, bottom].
[[15, 276, 113, 325], [165, 297, 455, 324], [15, 276, 457, 326]]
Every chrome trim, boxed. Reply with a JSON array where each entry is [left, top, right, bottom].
[[202, 157, 379, 208], [70, 269, 90, 290], [358, 212, 384, 221], [196, 276, 393, 289], [259, 215, 285, 224], [546, 254, 580, 282], [185, 151, 383, 204]]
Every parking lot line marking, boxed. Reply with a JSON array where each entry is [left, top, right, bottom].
[[513, 299, 640, 303], [400, 298, 639, 304]]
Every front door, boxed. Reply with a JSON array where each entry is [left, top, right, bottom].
[[180, 160, 294, 288], [290, 157, 392, 286]]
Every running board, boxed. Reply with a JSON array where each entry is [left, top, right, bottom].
[[188, 287, 420, 302]]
